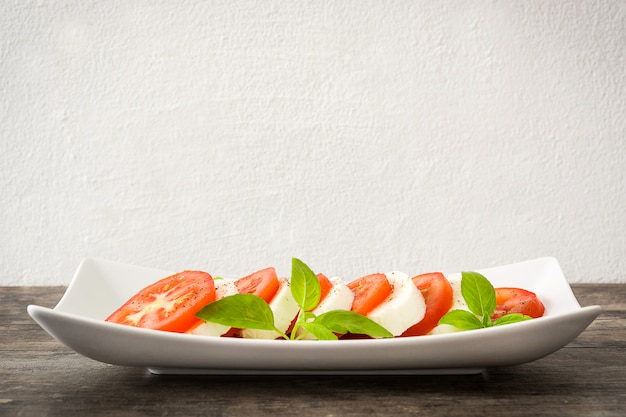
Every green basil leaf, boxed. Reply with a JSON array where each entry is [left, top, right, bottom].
[[298, 322, 339, 340], [493, 313, 533, 326], [291, 257, 321, 311], [461, 271, 496, 318], [315, 310, 394, 339], [302, 311, 317, 321], [438, 309, 483, 330], [195, 294, 275, 330]]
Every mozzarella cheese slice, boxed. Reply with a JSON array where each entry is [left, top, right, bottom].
[[313, 277, 355, 315], [187, 280, 238, 337], [241, 277, 300, 340], [298, 277, 355, 340], [366, 271, 426, 336]]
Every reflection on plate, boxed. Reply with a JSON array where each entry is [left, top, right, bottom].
[[27, 257, 601, 375]]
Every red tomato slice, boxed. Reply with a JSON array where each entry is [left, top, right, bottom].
[[491, 287, 545, 319], [401, 272, 453, 337], [316, 273, 333, 306], [234, 267, 280, 303], [212, 267, 281, 338], [105, 270, 216, 333], [347, 273, 392, 316]]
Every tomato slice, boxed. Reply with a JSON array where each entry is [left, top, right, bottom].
[[234, 267, 280, 303], [347, 273, 392, 316], [316, 273, 333, 306], [105, 270, 216, 333], [401, 272, 453, 337], [492, 287, 545, 319]]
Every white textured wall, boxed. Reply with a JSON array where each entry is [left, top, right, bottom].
[[2, 1, 625, 285]]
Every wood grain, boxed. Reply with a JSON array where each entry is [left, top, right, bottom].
[[1, 285, 625, 417]]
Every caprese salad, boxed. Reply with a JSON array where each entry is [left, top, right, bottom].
[[105, 258, 545, 340]]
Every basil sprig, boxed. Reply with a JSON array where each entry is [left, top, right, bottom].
[[196, 258, 393, 340], [438, 271, 532, 330]]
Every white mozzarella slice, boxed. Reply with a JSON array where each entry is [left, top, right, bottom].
[[447, 273, 469, 310], [298, 277, 355, 340], [241, 277, 300, 340], [187, 280, 238, 337], [313, 277, 355, 315], [215, 279, 240, 299], [366, 271, 426, 336]]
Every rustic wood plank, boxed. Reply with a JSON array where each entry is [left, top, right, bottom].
[[1, 285, 625, 417]]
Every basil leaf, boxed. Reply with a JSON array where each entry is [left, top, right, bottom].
[[298, 322, 339, 340], [195, 294, 275, 330], [302, 311, 316, 321], [493, 313, 533, 326], [438, 309, 483, 330], [291, 257, 321, 311], [461, 271, 496, 318], [315, 310, 393, 339]]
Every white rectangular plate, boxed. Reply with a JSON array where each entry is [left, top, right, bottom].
[[28, 257, 601, 375]]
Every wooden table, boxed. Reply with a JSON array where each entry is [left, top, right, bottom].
[[2, 285, 625, 416]]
